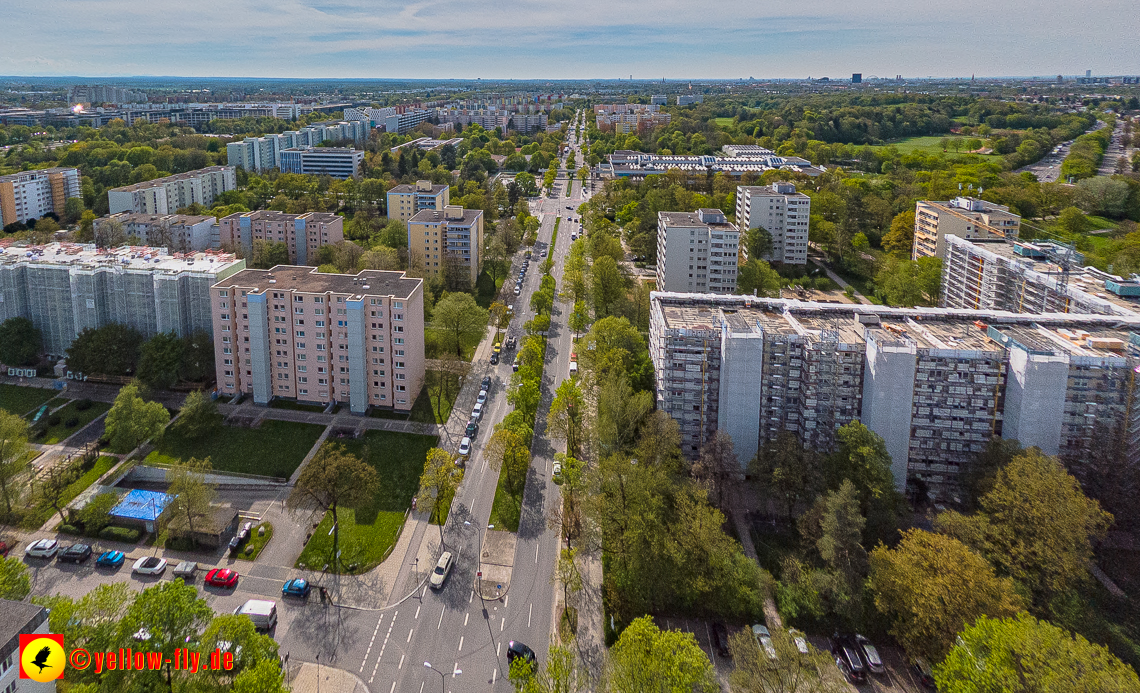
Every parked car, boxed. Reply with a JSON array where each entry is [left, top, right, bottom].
[[507, 641, 536, 665], [173, 560, 198, 579], [570, 352, 577, 362], [282, 578, 312, 599], [490, 353, 499, 365], [513, 356, 520, 372], [711, 622, 731, 659], [477, 389, 488, 404], [513, 285, 521, 296], [24, 539, 58, 559], [506, 336, 517, 350], [96, 550, 125, 568], [552, 461, 563, 484], [569, 362, 578, 377], [132, 556, 167, 576], [752, 624, 777, 660], [789, 628, 810, 655], [458, 437, 472, 458], [481, 375, 492, 390], [465, 420, 478, 438], [493, 342, 502, 354], [429, 551, 454, 590], [205, 568, 240, 588], [912, 658, 936, 689], [831, 635, 867, 684], [58, 543, 93, 563], [855, 634, 884, 674], [472, 402, 485, 421]]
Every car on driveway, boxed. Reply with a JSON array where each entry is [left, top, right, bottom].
[[507, 641, 536, 666], [205, 568, 239, 588], [282, 578, 312, 599], [173, 561, 198, 579], [58, 543, 93, 563], [96, 550, 125, 568], [132, 556, 167, 576], [912, 658, 936, 688], [711, 622, 731, 659], [429, 551, 454, 590], [24, 539, 58, 559], [0, 541, 10, 556]]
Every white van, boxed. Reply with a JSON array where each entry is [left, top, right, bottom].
[[234, 599, 278, 633], [569, 362, 579, 377]]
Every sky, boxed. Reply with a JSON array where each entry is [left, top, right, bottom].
[[4, 0, 1139, 80]]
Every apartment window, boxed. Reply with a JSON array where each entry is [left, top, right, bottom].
[[316, 320, 325, 327], [317, 355, 326, 362], [295, 296, 304, 302], [395, 361, 405, 369], [219, 291, 228, 297], [394, 338, 403, 345], [297, 342, 306, 349], [299, 388, 309, 395], [298, 377, 308, 383]]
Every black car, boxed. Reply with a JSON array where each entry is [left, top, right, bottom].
[[711, 622, 731, 659], [59, 543, 93, 563], [490, 353, 499, 365], [481, 376, 492, 390], [465, 420, 478, 438], [855, 634, 884, 674], [831, 635, 867, 684], [506, 641, 536, 666]]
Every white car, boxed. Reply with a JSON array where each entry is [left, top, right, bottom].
[[789, 628, 810, 655], [471, 402, 484, 422], [24, 539, 59, 558], [132, 556, 168, 576], [753, 624, 777, 660], [476, 389, 488, 405], [429, 551, 454, 590], [458, 437, 472, 457]]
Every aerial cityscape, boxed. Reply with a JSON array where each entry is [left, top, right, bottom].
[[0, 3, 1139, 692]]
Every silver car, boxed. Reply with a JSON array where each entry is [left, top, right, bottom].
[[429, 551, 454, 589]]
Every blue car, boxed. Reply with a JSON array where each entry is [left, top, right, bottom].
[[95, 550, 125, 568], [282, 578, 311, 599]]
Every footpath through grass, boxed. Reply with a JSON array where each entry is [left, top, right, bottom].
[[21, 456, 117, 530], [296, 430, 439, 573], [146, 420, 324, 478], [36, 401, 110, 444], [0, 384, 58, 417]]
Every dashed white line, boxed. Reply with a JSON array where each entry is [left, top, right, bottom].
[[500, 617, 505, 632], [437, 608, 445, 629], [360, 614, 385, 672], [505, 595, 509, 608], [419, 683, 424, 693], [388, 681, 396, 693], [452, 662, 460, 677], [414, 604, 420, 619], [528, 603, 533, 628], [468, 590, 474, 604], [458, 636, 464, 652], [369, 611, 398, 684], [535, 544, 540, 563], [398, 654, 404, 669], [407, 628, 414, 643]]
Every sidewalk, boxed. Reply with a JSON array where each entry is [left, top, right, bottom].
[[287, 661, 369, 693]]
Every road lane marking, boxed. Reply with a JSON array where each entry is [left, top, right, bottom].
[[360, 613, 385, 672], [369, 610, 398, 684], [528, 603, 533, 628], [536, 544, 540, 563], [463, 612, 469, 627], [501, 617, 505, 632], [458, 636, 464, 652], [407, 628, 414, 642], [468, 590, 474, 604], [398, 654, 404, 669], [389, 682, 396, 693], [414, 605, 420, 619], [505, 595, 509, 608], [438, 608, 445, 629], [419, 683, 424, 693], [452, 662, 460, 677]]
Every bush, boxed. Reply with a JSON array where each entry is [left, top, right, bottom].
[[47, 414, 61, 427], [75, 399, 93, 411], [98, 526, 141, 543], [65, 417, 79, 428], [165, 536, 195, 552], [58, 523, 83, 535]]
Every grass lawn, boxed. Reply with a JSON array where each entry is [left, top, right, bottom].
[[409, 374, 460, 425], [21, 456, 118, 530], [866, 135, 998, 156], [35, 400, 110, 445], [488, 471, 522, 533], [425, 326, 485, 361], [146, 420, 324, 479], [296, 430, 439, 573], [714, 117, 734, 127], [0, 384, 58, 417], [236, 522, 273, 561], [269, 399, 332, 414]]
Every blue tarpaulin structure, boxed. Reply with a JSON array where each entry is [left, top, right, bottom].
[[110, 489, 172, 523]]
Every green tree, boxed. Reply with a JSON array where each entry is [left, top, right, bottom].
[[231, 660, 289, 693], [746, 225, 773, 260], [0, 317, 41, 366], [881, 210, 915, 255], [751, 431, 824, 519], [728, 626, 845, 693], [934, 612, 1140, 693], [604, 616, 718, 693], [737, 259, 782, 297], [936, 448, 1113, 605], [175, 389, 221, 439], [126, 580, 213, 690], [78, 492, 119, 535], [416, 447, 463, 546], [137, 331, 185, 389], [431, 292, 489, 358], [0, 556, 31, 601], [287, 443, 380, 573], [164, 457, 216, 548], [485, 428, 531, 507], [548, 379, 584, 459], [876, 256, 942, 306], [66, 323, 144, 377], [0, 409, 29, 514], [815, 480, 869, 621], [179, 330, 215, 383], [568, 300, 589, 338], [826, 421, 904, 544], [869, 529, 1023, 661], [250, 239, 290, 268], [197, 613, 280, 686], [590, 255, 626, 318], [105, 382, 170, 453], [1057, 206, 1091, 235]]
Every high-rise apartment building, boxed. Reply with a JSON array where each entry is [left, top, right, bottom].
[[941, 234, 1140, 317], [107, 167, 236, 215], [407, 206, 484, 287], [227, 122, 368, 173], [0, 168, 81, 227], [386, 181, 450, 223], [650, 292, 1140, 499], [0, 242, 243, 357], [94, 212, 217, 252], [736, 183, 812, 265], [656, 209, 740, 294], [279, 147, 364, 180], [912, 197, 1021, 260], [211, 266, 425, 413], [218, 211, 344, 265]]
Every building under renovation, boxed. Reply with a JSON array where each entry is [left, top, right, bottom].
[[650, 292, 1140, 499], [0, 242, 244, 357]]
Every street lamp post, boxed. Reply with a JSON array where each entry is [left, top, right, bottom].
[[424, 661, 459, 693]]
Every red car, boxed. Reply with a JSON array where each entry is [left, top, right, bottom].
[[204, 568, 239, 588]]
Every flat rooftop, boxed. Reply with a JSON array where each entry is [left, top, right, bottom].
[[109, 166, 231, 192], [0, 242, 240, 273], [389, 183, 449, 194], [409, 208, 483, 225], [658, 211, 737, 230], [105, 212, 215, 225], [215, 265, 421, 299], [219, 210, 340, 223]]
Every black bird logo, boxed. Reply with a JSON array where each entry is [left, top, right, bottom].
[[31, 646, 53, 673]]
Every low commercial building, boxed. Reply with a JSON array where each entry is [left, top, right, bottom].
[[598, 150, 823, 181], [280, 147, 364, 180], [650, 292, 1140, 499], [0, 168, 81, 227], [0, 598, 53, 693], [408, 206, 484, 287], [107, 166, 236, 215], [386, 181, 450, 223], [94, 212, 216, 252], [218, 211, 344, 265], [912, 197, 1021, 260], [656, 209, 740, 294], [735, 183, 812, 265], [211, 265, 425, 413], [0, 242, 243, 357]]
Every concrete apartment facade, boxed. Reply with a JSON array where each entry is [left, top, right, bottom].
[[280, 147, 365, 180], [94, 212, 216, 252], [650, 292, 1140, 499], [226, 122, 368, 173], [107, 166, 236, 215], [0, 168, 81, 227], [912, 197, 1021, 260], [941, 234, 1140, 317], [735, 183, 812, 265], [211, 266, 425, 413], [656, 209, 740, 294], [408, 206, 484, 287], [218, 211, 344, 265], [386, 181, 450, 223], [0, 598, 53, 693], [0, 242, 243, 357]]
